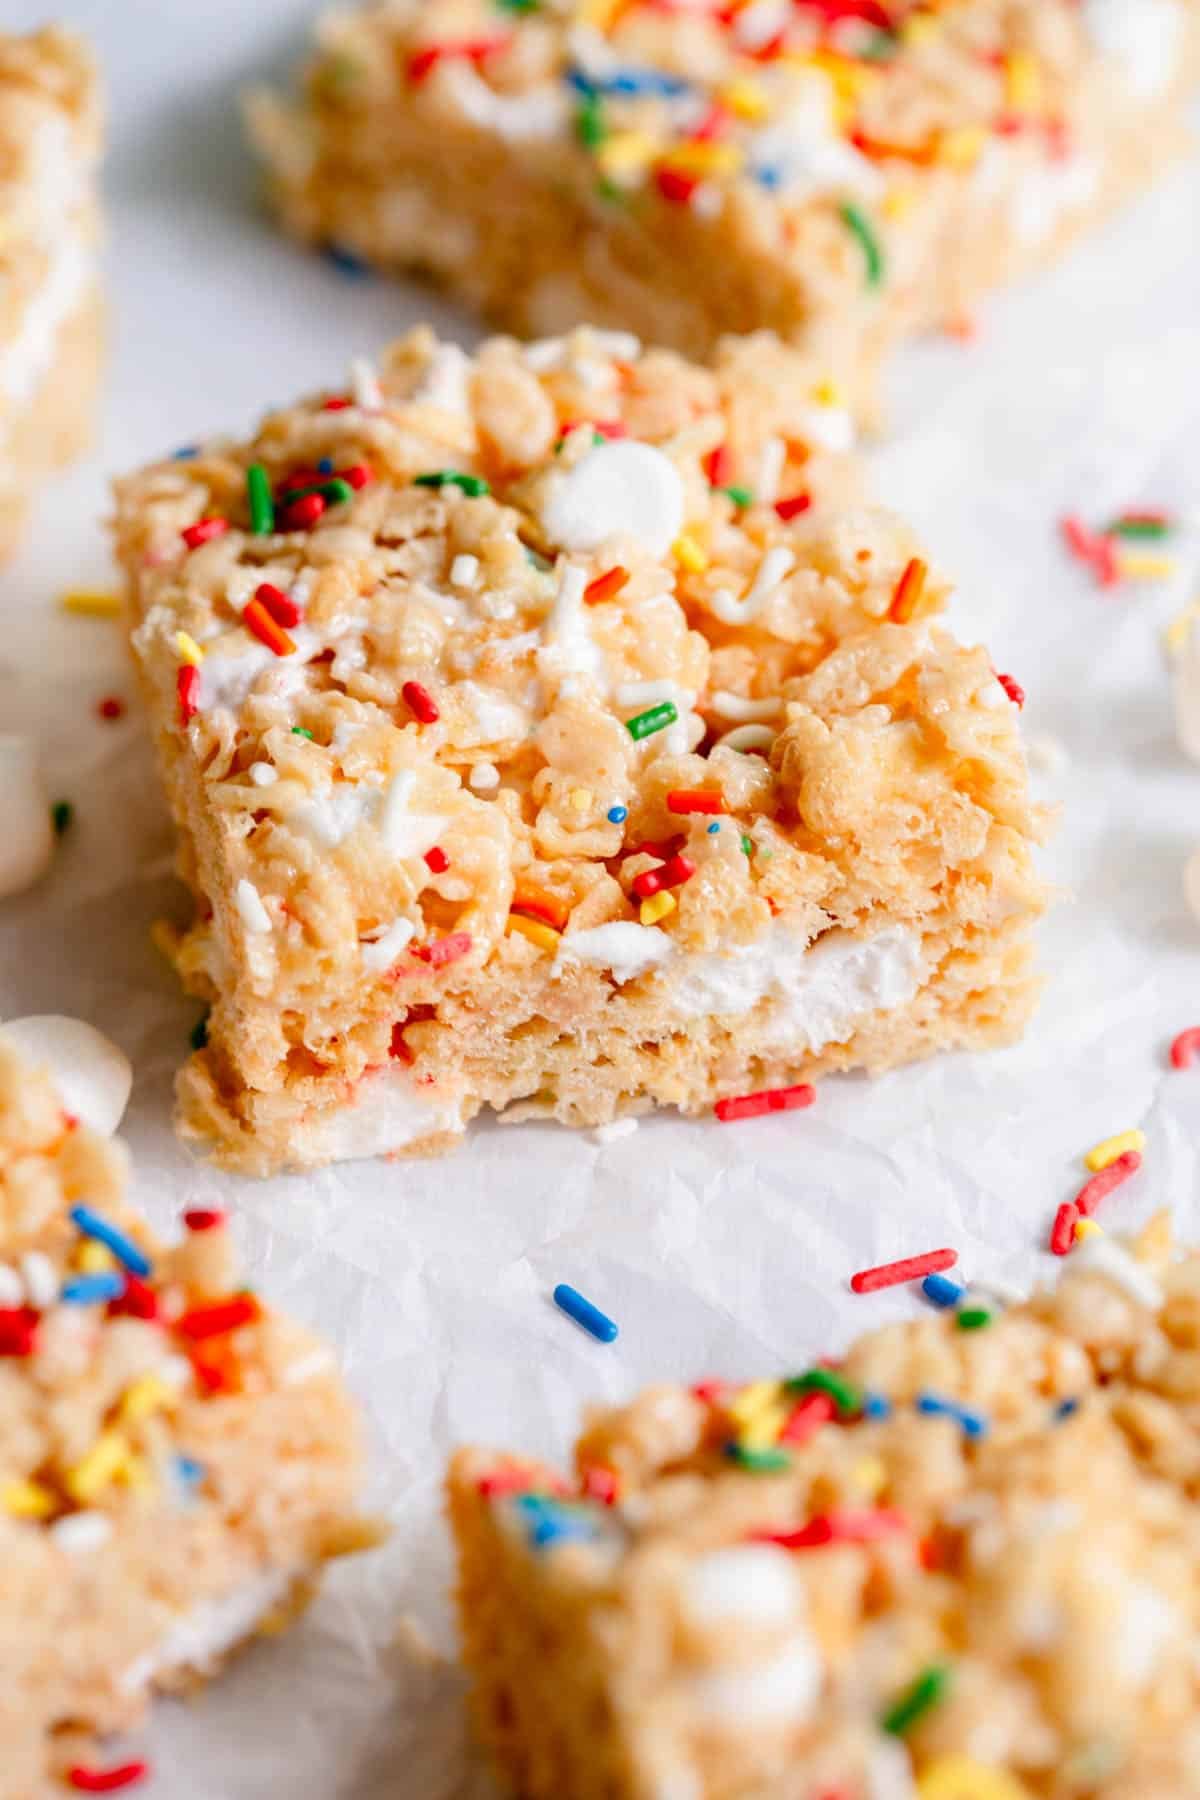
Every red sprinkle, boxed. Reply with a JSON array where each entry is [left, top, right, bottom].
[[182, 1207, 226, 1232], [424, 846, 450, 874], [402, 679, 440, 724], [655, 165, 700, 205], [407, 34, 511, 82], [774, 493, 812, 522], [996, 672, 1025, 708], [1050, 1201, 1080, 1256], [242, 597, 296, 657], [321, 397, 352, 411], [753, 1507, 909, 1550], [1060, 515, 1120, 588], [98, 696, 125, 721], [583, 565, 629, 606], [109, 1275, 159, 1322], [0, 1307, 38, 1356], [280, 493, 326, 531], [581, 1465, 620, 1505], [477, 1466, 537, 1498], [849, 1249, 957, 1295], [715, 1083, 816, 1124], [255, 581, 302, 627], [666, 788, 723, 815], [176, 1295, 261, 1340], [341, 462, 374, 490], [888, 556, 928, 624], [68, 1765, 149, 1794], [411, 930, 472, 968], [181, 517, 228, 550], [176, 664, 201, 726], [702, 444, 733, 487], [1170, 1027, 1200, 1069], [631, 854, 696, 901], [779, 1389, 835, 1444], [1074, 1150, 1140, 1219]]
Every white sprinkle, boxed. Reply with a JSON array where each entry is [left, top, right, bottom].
[[793, 402, 855, 455], [51, 1510, 113, 1554], [755, 435, 786, 506], [449, 553, 480, 590], [714, 722, 776, 753], [522, 337, 568, 372], [361, 915, 417, 971], [591, 1117, 639, 1145], [20, 1250, 58, 1309], [468, 762, 501, 793], [707, 546, 796, 626], [542, 441, 684, 559], [709, 690, 784, 723], [1070, 1236, 1164, 1310], [235, 879, 273, 934], [542, 561, 607, 685], [284, 1348, 335, 1385], [248, 761, 278, 787], [350, 356, 384, 410], [378, 771, 449, 860], [586, 331, 641, 361], [412, 342, 471, 413], [0, 1261, 23, 1306], [438, 61, 568, 141]]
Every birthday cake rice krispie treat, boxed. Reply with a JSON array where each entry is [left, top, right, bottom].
[[112, 325, 1046, 1176], [449, 1217, 1200, 1800], [247, 1, 1200, 414], [0, 26, 103, 561], [0, 1037, 371, 1796]]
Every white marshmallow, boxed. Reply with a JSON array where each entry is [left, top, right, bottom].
[[542, 441, 684, 558], [0, 735, 54, 898], [0, 1015, 132, 1135]]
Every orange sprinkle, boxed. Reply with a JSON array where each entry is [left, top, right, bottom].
[[511, 881, 570, 932], [888, 556, 928, 623], [242, 598, 296, 657], [583, 565, 630, 605]]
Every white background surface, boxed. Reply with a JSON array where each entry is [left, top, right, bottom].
[[3, 4, 1200, 1794]]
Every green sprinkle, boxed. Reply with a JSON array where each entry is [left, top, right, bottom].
[[625, 700, 678, 742], [246, 463, 275, 536], [725, 1443, 792, 1472], [497, 0, 539, 10], [576, 92, 606, 149], [524, 547, 554, 571], [956, 1307, 993, 1331], [291, 726, 314, 740], [413, 471, 490, 497], [719, 484, 754, 509], [787, 1368, 861, 1416], [859, 29, 900, 61], [840, 202, 885, 289], [1109, 518, 1170, 540], [190, 1012, 209, 1052], [282, 478, 353, 508], [740, 834, 753, 856], [882, 1664, 950, 1737], [51, 800, 72, 836]]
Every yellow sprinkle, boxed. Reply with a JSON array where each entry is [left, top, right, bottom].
[[659, 141, 742, 179], [1084, 1128, 1145, 1173], [1, 1477, 55, 1519], [640, 891, 676, 926], [1164, 603, 1200, 654], [61, 588, 122, 617], [936, 125, 988, 170], [118, 1374, 176, 1426], [738, 1403, 791, 1451], [1004, 51, 1041, 112], [727, 1379, 782, 1429], [507, 914, 561, 955], [717, 76, 769, 122], [116, 1451, 155, 1494], [851, 1455, 887, 1498], [569, 787, 593, 814], [673, 533, 708, 574], [595, 130, 657, 182], [1119, 552, 1176, 582], [900, 15, 939, 45], [812, 378, 843, 409], [76, 1241, 115, 1276], [881, 186, 917, 222], [1073, 1218, 1103, 1243], [66, 1430, 129, 1504], [581, 0, 624, 25], [917, 1757, 1032, 1800], [173, 629, 205, 665]]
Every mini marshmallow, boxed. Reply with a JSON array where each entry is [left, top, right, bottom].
[[0, 735, 54, 898], [542, 441, 684, 558], [0, 1015, 132, 1135]]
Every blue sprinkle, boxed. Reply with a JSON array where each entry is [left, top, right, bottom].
[[753, 165, 784, 190], [566, 64, 690, 98], [1054, 1397, 1081, 1421], [863, 1391, 892, 1419], [916, 1391, 988, 1439], [553, 1282, 618, 1344], [61, 1271, 125, 1305], [317, 456, 335, 475], [325, 242, 372, 278], [70, 1204, 152, 1278], [173, 1454, 205, 1498], [922, 1273, 965, 1309], [171, 445, 199, 461], [707, 821, 721, 834], [607, 804, 628, 824], [513, 1493, 597, 1550]]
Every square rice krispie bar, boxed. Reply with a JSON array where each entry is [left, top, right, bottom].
[[113, 325, 1046, 1176], [448, 1217, 1200, 1800], [0, 1038, 372, 1796], [0, 26, 103, 561], [248, 1, 1200, 413]]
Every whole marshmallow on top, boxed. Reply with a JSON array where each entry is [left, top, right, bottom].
[[542, 441, 684, 559], [0, 1016, 132, 1135], [0, 736, 54, 898]]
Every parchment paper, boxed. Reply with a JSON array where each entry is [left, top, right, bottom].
[[3, 5, 1200, 1793]]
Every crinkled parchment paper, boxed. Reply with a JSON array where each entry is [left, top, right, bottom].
[[2, 5, 1200, 1793]]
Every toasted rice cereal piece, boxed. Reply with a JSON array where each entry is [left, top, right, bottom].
[[111, 325, 1047, 1175], [449, 1217, 1200, 1800], [0, 1039, 374, 1796], [247, 0, 1200, 418], [0, 26, 104, 561]]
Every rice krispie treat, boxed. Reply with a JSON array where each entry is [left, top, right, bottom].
[[112, 325, 1046, 1175], [0, 1038, 372, 1796], [448, 1217, 1200, 1800], [247, 1, 1200, 414], [0, 26, 103, 560]]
